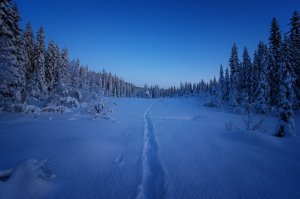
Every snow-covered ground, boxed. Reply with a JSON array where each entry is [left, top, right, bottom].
[[0, 98, 300, 199]]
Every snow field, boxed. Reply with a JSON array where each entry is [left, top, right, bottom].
[[0, 97, 300, 199]]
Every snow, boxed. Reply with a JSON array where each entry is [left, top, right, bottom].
[[0, 97, 300, 199], [137, 105, 165, 199], [0, 159, 56, 199], [23, 105, 41, 114]]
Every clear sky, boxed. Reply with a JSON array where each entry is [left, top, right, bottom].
[[18, 0, 299, 88]]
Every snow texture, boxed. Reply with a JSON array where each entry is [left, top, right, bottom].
[[136, 106, 165, 199], [0, 98, 300, 199]]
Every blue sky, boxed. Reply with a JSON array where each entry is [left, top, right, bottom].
[[18, 0, 299, 88]]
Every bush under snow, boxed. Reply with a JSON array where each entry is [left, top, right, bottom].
[[80, 101, 112, 118], [23, 105, 41, 114], [60, 97, 79, 108]]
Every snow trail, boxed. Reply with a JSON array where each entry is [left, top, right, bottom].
[[136, 106, 165, 199]]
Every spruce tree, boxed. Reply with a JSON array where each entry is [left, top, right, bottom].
[[252, 50, 259, 97], [0, 1, 26, 103], [224, 67, 230, 102], [229, 43, 239, 107], [69, 59, 80, 94], [282, 35, 297, 107], [253, 42, 270, 105], [254, 43, 270, 114], [288, 11, 300, 108], [277, 55, 295, 136], [268, 18, 282, 107], [11, 4, 26, 79], [79, 66, 88, 92], [219, 64, 225, 103], [53, 48, 69, 97], [212, 77, 221, 106], [23, 22, 35, 79], [45, 40, 60, 93], [241, 47, 253, 103], [34, 27, 47, 97], [59, 48, 69, 87]]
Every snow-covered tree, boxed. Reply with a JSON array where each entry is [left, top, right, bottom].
[[228, 43, 239, 107], [11, 4, 26, 91], [224, 67, 230, 102], [241, 47, 253, 104], [0, 0, 26, 103], [33, 27, 47, 97], [79, 66, 88, 92], [213, 77, 222, 106], [281, 35, 298, 108], [45, 40, 60, 93], [277, 58, 295, 136], [23, 22, 35, 79], [59, 49, 68, 81], [268, 18, 282, 107], [108, 73, 113, 95], [219, 64, 225, 103], [288, 11, 300, 108], [254, 43, 270, 114], [54, 48, 69, 96], [69, 59, 80, 92]]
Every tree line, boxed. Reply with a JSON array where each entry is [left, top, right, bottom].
[[0, 0, 142, 111], [0, 1, 299, 135], [204, 12, 299, 136], [142, 11, 300, 136]]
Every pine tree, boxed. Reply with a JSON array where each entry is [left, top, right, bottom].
[[277, 55, 295, 136], [52, 47, 69, 97], [224, 67, 230, 102], [241, 47, 253, 103], [268, 18, 282, 107], [208, 79, 214, 105], [252, 50, 259, 94], [254, 43, 270, 114], [0, 1, 26, 103], [69, 59, 80, 93], [253, 42, 270, 106], [212, 77, 221, 106], [11, 4, 26, 75], [58, 48, 69, 90], [219, 64, 225, 103], [288, 11, 300, 108], [33, 27, 47, 97], [229, 43, 239, 107], [45, 40, 60, 93], [79, 66, 88, 91], [23, 22, 35, 79], [255, 75, 269, 114], [282, 35, 297, 108]]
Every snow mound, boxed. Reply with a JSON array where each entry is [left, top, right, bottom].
[[23, 105, 41, 114], [7, 104, 42, 114], [0, 159, 56, 199]]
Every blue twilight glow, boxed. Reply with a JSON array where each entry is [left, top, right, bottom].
[[18, 0, 299, 88]]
